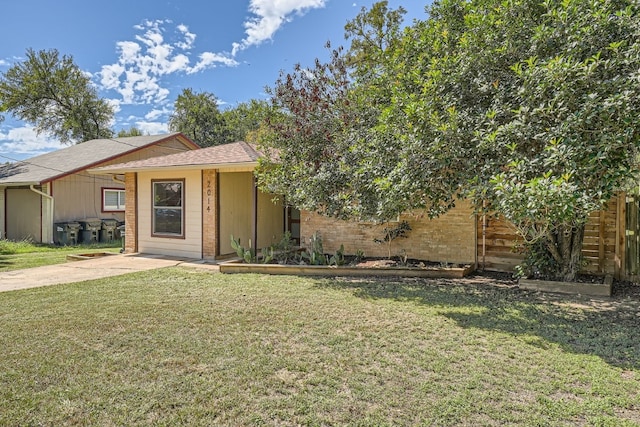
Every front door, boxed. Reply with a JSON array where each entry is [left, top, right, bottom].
[[286, 207, 301, 244]]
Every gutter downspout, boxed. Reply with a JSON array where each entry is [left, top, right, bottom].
[[30, 185, 54, 244], [112, 175, 125, 185]]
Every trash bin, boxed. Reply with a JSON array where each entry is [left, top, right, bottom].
[[100, 219, 119, 243], [55, 222, 81, 245], [79, 218, 102, 244]]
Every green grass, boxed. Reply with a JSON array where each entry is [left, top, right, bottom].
[[0, 239, 122, 272], [0, 269, 639, 426]]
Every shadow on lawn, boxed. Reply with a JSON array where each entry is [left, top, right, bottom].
[[314, 272, 640, 370]]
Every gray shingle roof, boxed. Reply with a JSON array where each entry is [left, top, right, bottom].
[[0, 133, 194, 185], [91, 141, 263, 173]]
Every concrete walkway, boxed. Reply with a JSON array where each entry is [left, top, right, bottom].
[[0, 253, 219, 293]]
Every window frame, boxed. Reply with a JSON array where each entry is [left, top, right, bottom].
[[151, 179, 185, 239], [102, 187, 126, 212]]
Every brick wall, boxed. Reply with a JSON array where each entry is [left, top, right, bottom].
[[202, 169, 218, 259], [124, 172, 137, 253], [301, 200, 477, 265]]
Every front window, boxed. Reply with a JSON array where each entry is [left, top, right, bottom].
[[152, 180, 184, 237], [103, 188, 125, 212]]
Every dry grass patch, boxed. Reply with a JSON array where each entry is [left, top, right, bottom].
[[0, 269, 638, 426]]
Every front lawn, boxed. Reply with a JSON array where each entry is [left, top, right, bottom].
[[0, 269, 638, 426], [0, 239, 122, 272]]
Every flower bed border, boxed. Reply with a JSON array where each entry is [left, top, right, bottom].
[[219, 260, 475, 278], [519, 275, 613, 297]]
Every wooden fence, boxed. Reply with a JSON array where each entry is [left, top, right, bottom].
[[477, 195, 627, 279]]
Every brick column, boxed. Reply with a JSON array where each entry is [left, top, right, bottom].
[[202, 169, 218, 259], [124, 172, 138, 253]]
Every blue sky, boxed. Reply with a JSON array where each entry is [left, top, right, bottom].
[[0, 0, 428, 161]]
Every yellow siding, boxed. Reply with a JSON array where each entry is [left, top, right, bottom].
[[137, 170, 202, 259], [218, 172, 253, 255], [257, 192, 284, 249], [302, 200, 478, 265]]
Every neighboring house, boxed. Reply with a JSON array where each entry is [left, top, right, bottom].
[[0, 133, 199, 243], [90, 140, 636, 280]]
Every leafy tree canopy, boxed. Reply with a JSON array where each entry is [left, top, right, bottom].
[[222, 99, 273, 143], [168, 88, 228, 147], [0, 48, 114, 144], [116, 127, 145, 137], [258, 0, 640, 281]]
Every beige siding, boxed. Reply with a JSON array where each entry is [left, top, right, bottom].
[[0, 187, 5, 239], [137, 170, 202, 259], [218, 172, 253, 255], [302, 200, 477, 265], [53, 172, 124, 223], [257, 191, 284, 249], [6, 188, 41, 242]]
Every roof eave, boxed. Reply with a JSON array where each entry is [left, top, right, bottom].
[[89, 161, 259, 175], [0, 180, 42, 187]]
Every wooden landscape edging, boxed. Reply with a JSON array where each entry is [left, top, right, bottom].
[[519, 275, 613, 297], [219, 260, 475, 278]]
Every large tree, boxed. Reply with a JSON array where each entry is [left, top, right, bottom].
[[116, 127, 145, 137], [222, 99, 273, 143], [258, 2, 411, 220], [0, 48, 114, 144], [259, 0, 640, 281], [168, 88, 228, 147], [386, 0, 640, 281]]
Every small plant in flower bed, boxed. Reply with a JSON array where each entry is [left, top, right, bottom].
[[373, 220, 412, 259], [232, 232, 469, 270]]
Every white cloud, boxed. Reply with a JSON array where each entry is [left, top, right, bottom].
[[145, 107, 172, 121], [232, 0, 327, 56], [106, 98, 122, 114], [189, 52, 239, 74], [176, 24, 196, 50], [0, 126, 64, 157], [98, 20, 237, 105], [135, 121, 168, 135]]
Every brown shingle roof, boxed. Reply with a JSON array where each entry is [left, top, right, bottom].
[[91, 141, 263, 174]]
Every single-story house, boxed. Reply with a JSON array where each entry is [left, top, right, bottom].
[[0, 132, 198, 243], [90, 141, 285, 259], [90, 141, 637, 280]]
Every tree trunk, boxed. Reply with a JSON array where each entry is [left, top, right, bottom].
[[544, 224, 585, 282]]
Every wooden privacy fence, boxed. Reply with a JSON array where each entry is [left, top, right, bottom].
[[477, 194, 628, 279]]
